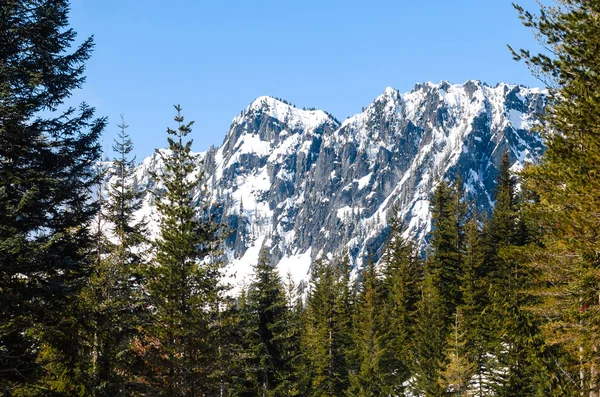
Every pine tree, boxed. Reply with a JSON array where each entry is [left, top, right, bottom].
[[229, 287, 256, 396], [483, 152, 546, 395], [212, 292, 248, 397], [0, 1, 105, 393], [282, 271, 303, 396], [300, 259, 353, 396], [105, 116, 148, 271], [410, 271, 448, 397], [333, 254, 354, 394], [455, 214, 491, 396], [379, 207, 421, 395], [440, 310, 476, 396], [510, 1, 600, 394], [235, 249, 298, 396], [141, 106, 224, 396], [348, 256, 386, 397], [428, 180, 466, 322], [80, 118, 148, 395], [410, 180, 466, 395]]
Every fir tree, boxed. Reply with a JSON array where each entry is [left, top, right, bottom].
[[410, 180, 466, 395], [237, 248, 298, 396], [484, 152, 545, 395], [379, 207, 421, 395], [333, 254, 354, 394], [428, 180, 466, 322], [105, 116, 148, 268], [141, 105, 224, 396], [410, 271, 448, 397], [80, 118, 148, 395], [440, 310, 476, 396], [300, 259, 353, 396], [348, 256, 386, 397], [456, 214, 491, 396], [229, 286, 256, 396], [509, 1, 600, 394], [0, 1, 105, 393]]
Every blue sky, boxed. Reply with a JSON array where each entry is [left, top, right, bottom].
[[68, 0, 544, 160]]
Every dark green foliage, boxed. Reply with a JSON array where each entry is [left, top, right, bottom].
[[105, 116, 148, 260], [482, 152, 543, 395], [348, 256, 386, 397], [300, 258, 353, 396], [0, 1, 105, 394], [378, 208, 422, 395], [427, 180, 467, 321], [79, 118, 149, 396], [410, 180, 467, 395], [141, 106, 224, 396], [213, 292, 255, 397], [410, 273, 448, 397], [235, 249, 298, 396], [510, 1, 600, 394], [455, 214, 491, 396]]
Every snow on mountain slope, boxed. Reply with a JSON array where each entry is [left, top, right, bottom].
[[129, 80, 546, 291]]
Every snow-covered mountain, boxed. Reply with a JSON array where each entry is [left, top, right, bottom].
[[133, 80, 546, 290]]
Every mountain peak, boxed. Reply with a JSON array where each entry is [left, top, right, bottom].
[[237, 95, 336, 131], [384, 86, 397, 96], [248, 95, 288, 110], [126, 79, 546, 290]]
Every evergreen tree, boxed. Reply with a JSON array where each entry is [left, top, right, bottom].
[[212, 292, 247, 397], [483, 152, 545, 395], [440, 310, 476, 396], [333, 254, 354, 395], [410, 180, 466, 395], [105, 116, 148, 271], [141, 106, 224, 396], [229, 286, 256, 396], [80, 118, 148, 395], [410, 270, 448, 397], [282, 271, 303, 396], [237, 249, 298, 396], [379, 207, 421, 395], [510, 1, 600, 394], [427, 180, 466, 322], [0, 1, 105, 394], [300, 259, 353, 396], [348, 256, 386, 397], [455, 214, 491, 396]]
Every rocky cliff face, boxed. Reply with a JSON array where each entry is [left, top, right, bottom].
[[131, 80, 546, 290]]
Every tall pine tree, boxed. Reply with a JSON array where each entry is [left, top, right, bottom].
[[410, 269, 448, 397], [237, 249, 298, 396], [410, 180, 465, 395], [427, 180, 466, 322], [484, 152, 547, 396], [0, 1, 105, 394], [455, 213, 491, 396], [141, 106, 224, 396], [379, 207, 421, 395], [300, 259, 353, 396], [510, 1, 600, 394], [80, 118, 148, 395], [348, 256, 387, 397]]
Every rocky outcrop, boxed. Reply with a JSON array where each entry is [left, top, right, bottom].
[[132, 81, 546, 289]]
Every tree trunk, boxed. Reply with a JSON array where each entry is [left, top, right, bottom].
[[581, 345, 586, 396], [591, 348, 598, 397]]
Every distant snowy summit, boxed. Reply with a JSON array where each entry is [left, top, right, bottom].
[[130, 80, 547, 290]]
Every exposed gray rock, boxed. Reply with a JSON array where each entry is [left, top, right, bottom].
[[131, 81, 547, 288]]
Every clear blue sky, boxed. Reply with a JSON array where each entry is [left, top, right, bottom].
[[68, 0, 544, 160]]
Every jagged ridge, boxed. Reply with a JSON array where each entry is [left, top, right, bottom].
[[131, 80, 546, 291]]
